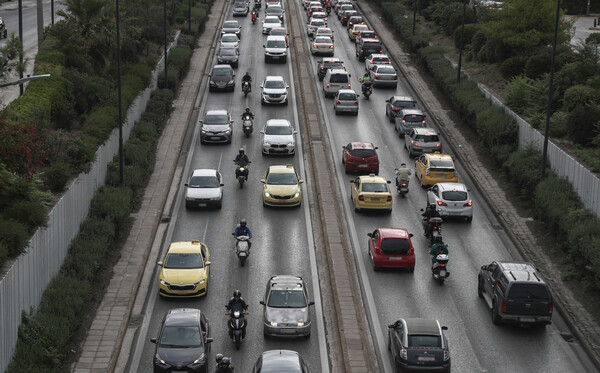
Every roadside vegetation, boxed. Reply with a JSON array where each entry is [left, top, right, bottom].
[[372, 0, 600, 295]]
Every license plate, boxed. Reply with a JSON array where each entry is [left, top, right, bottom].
[[368, 197, 380, 201], [388, 257, 402, 260], [520, 317, 535, 323], [436, 173, 446, 177], [279, 329, 295, 334], [358, 164, 369, 168], [211, 136, 221, 140], [198, 203, 207, 207], [272, 56, 279, 59], [417, 356, 435, 362], [439, 269, 446, 277]]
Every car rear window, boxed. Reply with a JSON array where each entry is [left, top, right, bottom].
[[330, 74, 349, 83], [430, 160, 454, 168], [338, 92, 357, 100], [393, 100, 416, 108], [364, 41, 382, 47], [415, 134, 439, 142], [403, 114, 425, 122], [408, 335, 441, 348], [361, 183, 388, 193], [220, 48, 237, 56], [441, 190, 468, 201], [380, 238, 410, 255], [324, 62, 343, 69], [351, 149, 375, 158], [377, 67, 395, 74], [507, 284, 550, 299]]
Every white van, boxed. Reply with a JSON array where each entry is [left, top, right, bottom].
[[323, 68, 351, 98], [263, 35, 288, 63]]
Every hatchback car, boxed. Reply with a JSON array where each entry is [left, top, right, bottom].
[[314, 27, 334, 41], [340, 9, 357, 25], [350, 174, 392, 213], [385, 95, 417, 121], [346, 15, 365, 30], [157, 240, 211, 298], [199, 109, 233, 143], [336, 3, 354, 17], [307, 6, 324, 17], [394, 108, 427, 136], [322, 68, 351, 98], [356, 38, 383, 61], [266, 4, 284, 22], [334, 89, 359, 115], [219, 33, 240, 49], [368, 64, 398, 88], [306, 18, 326, 37], [388, 318, 451, 373], [185, 169, 224, 209], [367, 228, 415, 271], [262, 164, 304, 207], [311, 11, 328, 22], [316, 57, 344, 80], [221, 20, 242, 39], [404, 127, 442, 157], [260, 76, 289, 105], [415, 153, 458, 187], [232, 0, 249, 16], [217, 47, 239, 67], [349, 24, 369, 40], [342, 142, 379, 173], [427, 182, 473, 222], [261, 119, 297, 155], [260, 275, 315, 337], [365, 53, 391, 70], [252, 350, 310, 373], [151, 308, 213, 373], [356, 30, 377, 43], [311, 36, 334, 55], [263, 16, 283, 34]]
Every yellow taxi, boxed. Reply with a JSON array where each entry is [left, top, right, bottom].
[[261, 164, 304, 207], [349, 24, 369, 40], [157, 240, 211, 298], [350, 174, 392, 213], [414, 153, 458, 187]]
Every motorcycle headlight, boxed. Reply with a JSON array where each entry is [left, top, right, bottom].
[[270, 321, 278, 327], [265, 192, 271, 197]]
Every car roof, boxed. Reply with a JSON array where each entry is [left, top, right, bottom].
[[265, 15, 281, 20], [265, 75, 285, 81], [412, 128, 438, 135], [191, 169, 218, 177], [349, 141, 374, 149], [337, 89, 357, 95], [266, 119, 291, 126], [436, 182, 467, 192], [260, 350, 303, 372], [361, 38, 380, 42], [391, 95, 415, 102], [423, 153, 453, 162], [322, 57, 343, 62], [268, 275, 305, 291], [369, 54, 389, 59], [404, 318, 442, 336], [378, 228, 410, 239], [267, 35, 287, 41], [358, 174, 387, 183], [316, 27, 332, 32], [205, 109, 229, 116], [268, 164, 296, 174], [328, 68, 348, 74], [167, 240, 205, 254], [270, 27, 287, 32], [212, 64, 233, 70], [165, 308, 202, 326]]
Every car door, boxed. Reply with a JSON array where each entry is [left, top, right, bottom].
[[351, 177, 360, 202], [415, 155, 426, 179]]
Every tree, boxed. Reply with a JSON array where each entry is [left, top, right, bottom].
[[0, 35, 26, 83]]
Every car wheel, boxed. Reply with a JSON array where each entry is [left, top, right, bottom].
[[354, 111, 358, 116], [217, 202, 222, 210], [477, 278, 484, 298], [371, 252, 379, 271], [408, 266, 415, 273], [335, 109, 339, 115], [374, 169, 379, 175], [466, 216, 473, 223], [492, 301, 502, 325]]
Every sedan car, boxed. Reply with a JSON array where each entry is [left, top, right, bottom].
[[404, 127, 442, 157], [219, 33, 239, 49], [415, 153, 458, 187], [306, 18, 326, 37], [263, 15, 283, 34], [151, 308, 213, 373], [368, 64, 398, 88], [311, 36, 334, 55], [199, 109, 233, 143], [316, 57, 344, 80], [311, 11, 328, 22], [427, 182, 473, 222], [260, 76, 289, 105], [349, 24, 369, 40], [394, 108, 427, 136], [365, 53, 391, 70], [342, 142, 379, 173], [334, 89, 359, 116], [260, 275, 314, 337], [232, 0, 249, 16], [346, 15, 365, 30], [270, 27, 289, 45], [385, 95, 417, 122], [185, 169, 224, 209], [314, 26, 334, 41], [350, 174, 392, 213], [261, 119, 297, 155], [217, 47, 239, 67], [367, 228, 415, 271], [252, 350, 310, 373], [221, 20, 241, 39], [388, 318, 451, 373], [157, 240, 211, 298], [265, 4, 284, 22], [261, 164, 304, 207]]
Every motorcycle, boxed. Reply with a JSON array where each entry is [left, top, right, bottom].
[[226, 306, 247, 349], [326, 6, 331, 15], [234, 161, 250, 188], [361, 82, 372, 100], [241, 114, 253, 137], [432, 253, 450, 285], [422, 216, 443, 245], [242, 81, 251, 97], [396, 179, 409, 197], [234, 234, 251, 266], [0, 17, 7, 39]]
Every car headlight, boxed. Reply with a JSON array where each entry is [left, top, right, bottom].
[[202, 128, 209, 134], [195, 279, 205, 285], [155, 354, 168, 366], [192, 353, 206, 365], [297, 322, 305, 327], [270, 321, 278, 326], [263, 141, 270, 146], [227, 80, 234, 85], [264, 192, 271, 197], [160, 279, 170, 286], [287, 142, 294, 147], [294, 192, 300, 198], [224, 128, 231, 134], [209, 80, 215, 85]]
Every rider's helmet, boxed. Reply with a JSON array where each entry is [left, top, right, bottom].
[[400, 162, 406, 167], [429, 203, 437, 211], [233, 289, 242, 298], [216, 354, 224, 363], [245, 107, 251, 113], [363, 72, 369, 78], [221, 357, 231, 366], [239, 148, 245, 155], [240, 219, 247, 227], [433, 235, 443, 244]]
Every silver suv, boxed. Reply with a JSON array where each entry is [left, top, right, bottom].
[[199, 109, 233, 144]]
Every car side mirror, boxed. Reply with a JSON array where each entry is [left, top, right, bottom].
[[387, 180, 391, 184], [157, 261, 163, 266], [260, 130, 264, 134], [299, 180, 304, 184], [260, 84, 264, 88], [263, 45, 266, 48], [205, 338, 214, 343], [220, 183, 224, 186], [441, 326, 448, 330], [317, 60, 322, 63], [427, 188, 432, 192], [261, 179, 266, 183], [185, 183, 189, 187], [309, 301, 315, 306], [349, 180, 354, 183], [151, 337, 157, 344], [293, 130, 298, 134], [481, 265, 488, 271], [374, 147, 378, 149], [286, 84, 289, 88], [348, 74, 351, 77], [420, 209, 424, 212], [409, 233, 414, 238], [205, 261, 211, 266], [260, 300, 265, 305], [387, 324, 395, 329], [367, 233, 372, 237]]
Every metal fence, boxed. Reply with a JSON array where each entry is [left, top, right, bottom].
[[479, 82, 600, 218], [0, 33, 178, 371]]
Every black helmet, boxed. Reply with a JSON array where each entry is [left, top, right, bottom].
[[245, 107, 251, 112], [233, 290, 242, 298], [221, 357, 231, 366], [216, 354, 224, 363], [239, 148, 245, 155], [434, 235, 443, 243], [400, 162, 406, 167], [240, 219, 247, 227]]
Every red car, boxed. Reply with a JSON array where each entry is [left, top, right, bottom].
[[367, 228, 415, 271], [342, 142, 379, 174]]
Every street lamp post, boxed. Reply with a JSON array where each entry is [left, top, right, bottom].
[[116, 0, 124, 185], [188, 0, 191, 34], [164, 0, 168, 90], [18, 0, 23, 95], [412, 0, 416, 36], [457, 0, 466, 83]]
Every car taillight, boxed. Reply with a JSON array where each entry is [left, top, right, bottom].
[[320, 67, 326, 70], [436, 142, 442, 147], [370, 61, 375, 64], [437, 201, 447, 206], [501, 301, 507, 313], [358, 195, 364, 201], [336, 100, 340, 104], [392, 108, 400, 111], [464, 201, 472, 207], [386, 195, 392, 201], [393, 76, 397, 80], [329, 45, 334, 48], [347, 84, 351, 88], [549, 303, 553, 315], [411, 141, 418, 147], [422, 120, 427, 124], [360, 49, 364, 52], [375, 75, 379, 79], [355, 100, 359, 104], [400, 348, 407, 360], [443, 350, 450, 362], [326, 83, 330, 88], [313, 44, 317, 48]]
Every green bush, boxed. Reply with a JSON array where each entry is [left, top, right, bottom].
[[44, 130, 96, 173], [453, 23, 480, 49], [534, 174, 581, 233], [44, 162, 73, 192], [502, 147, 543, 201], [62, 220, 115, 282], [3, 201, 48, 230], [475, 105, 518, 165], [524, 52, 552, 80], [562, 84, 600, 112], [505, 75, 531, 114], [500, 56, 528, 80], [169, 47, 192, 80], [0, 243, 7, 265], [567, 105, 600, 146], [130, 120, 158, 142], [82, 106, 119, 141], [90, 186, 132, 226], [62, 69, 115, 115], [0, 219, 30, 256], [549, 111, 568, 138]]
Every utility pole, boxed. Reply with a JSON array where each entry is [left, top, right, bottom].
[[36, 0, 44, 46]]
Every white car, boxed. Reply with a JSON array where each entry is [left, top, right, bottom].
[[426, 182, 473, 222], [314, 27, 334, 41], [260, 76, 289, 105], [311, 11, 328, 21], [306, 18, 326, 37], [368, 64, 398, 87], [365, 53, 391, 70], [219, 33, 240, 49], [260, 119, 297, 155], [262, 16, 283, 34], [185, 169, 224, 209], [311, 36, 334, 56]]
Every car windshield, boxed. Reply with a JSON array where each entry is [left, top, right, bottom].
[[408, 335, 441, 348], [508, 284, 550, 299], [223, 21, 238, 28], [267, 173, 297, 185], [221, 35, 237, 42], [267, 40, 287, 48], [377, 67, 396, 74], [338, 92, 356, 100], [189, 176, 219, 188], [268, 290, 308, 308], [204, 114, 228, 124], [361, 183, 388, 193], [330, 74, 348, 83], [393, 100, 416, 108], [415, 134, 439, 142], [265, 80, 285, 89], [403, 114, 425, 122], [441, 190, 468, 201], [164, 253, 204, 269], [380, 238, 411, 254], [220, 48, 237, 56], [160, 326, 202, 347], [351, 149, 375, 158], [266, 125, 293, 135], [234, 1, 245, 6]]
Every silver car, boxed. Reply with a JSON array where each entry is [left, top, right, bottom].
[[404, 128, 442, 157], [368, 64, 398, 88], [199, 109, 233, 143], [260, 275, 314, 337], [221, 20, 242, 39], [261, 119, 297, 155], [232, 1, 249, 16], [333, 89, 359, 115], [219, 33, 240, 49], [427, 182, 473, 222], [185, 169, 224, 209]]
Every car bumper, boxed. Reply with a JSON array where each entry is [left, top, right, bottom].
[[345, 162, 377, 172], [158, 283, 207, 298], [311, 47, 334, 55], [421, 175, 458, 186], [438, 206, 472, 218], [262, 144, 295, 154], [373, 253, 415, 269], [265, 53, 287, 62], [209, 82, 235, 91], [263, 322, 311, 336], [499, 314, 552, 324], [408, 146, 443, 155], [334, 104, 359, 113], [373, 80, 398, 87], [201, 133, 232, 143], [154, 362, 207, 373], [233, 9, 248, 15], [263, 194, 301, 206], [262, 94, 288, 104], [394, 360, 451, 372], [185, 198, 222, 208], [354, 199, 392, 211]]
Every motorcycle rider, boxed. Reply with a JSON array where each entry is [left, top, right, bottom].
[[395, 163, 411, 187], [251, 9, 258, 22], [359, 72, 372, 95], [429, 237, 448, 267], [215, 356, 234, 372], [226, 290, 249, 338], [325, 0, 332, 13], [215, 354, 224, 371], [241, 71, 252, 92], [241, 107, 255, 121], [233, 219, 252, 250], [234, 148, 251, 178], [421, 203, 441, 237]]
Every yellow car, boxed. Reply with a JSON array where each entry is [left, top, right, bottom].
[[414, 153, 458, 187], [262, 164, 304, 207], [157, 240, 211, 298], [349, 24, 369, 40], [350, 174, 392, 213]]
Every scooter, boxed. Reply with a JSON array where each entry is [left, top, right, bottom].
[[422, 217, 443, 245], [242, 81, 251, 97], [0, 18, 7, 39], [241, 114, 253, 137], [234, 234, 250, 266], [395, 174, 409, 197], [251, 11, 257, 24], [362, 83, 372, 100], [226, 307, 247, 350], [234, 161, 250, 188], [432, 253, 450, 285]]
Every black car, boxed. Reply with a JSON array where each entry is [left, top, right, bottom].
[[388, 318, 450, 373], [478, 261, 553, 326], [151, 308, 213, 373], [252, 350, 310, 373], [208, 64, 236, 92], [355, 38, 383, 61], [316, 57, 345, 80], [217, 47, 240, 68]]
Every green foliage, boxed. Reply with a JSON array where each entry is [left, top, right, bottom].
[[169, 47, 192, 80], [475, 105, 518, 165], [454, 23, 480, 49], [90, 186, 132, 226], [44, 162, 73, 192], [0, 219, 30, 256], [549, 111, 568, 138], [524, 49, 552, 79], [502, 146, 542, 200], [562, 85, 600, 112], [505, 75, 531, 114], [567, 105, 600, 146], [62, 69, 115, 115], [500, 56, 527, 80], [3, 201, 48, 230], [572, 145, 600, 173], [44, 130, 96, 173], [586, 33, 600, 45], [82, 106, 119, 141]]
